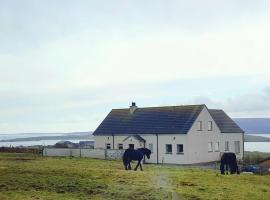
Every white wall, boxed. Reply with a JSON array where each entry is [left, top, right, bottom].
[[187, 106, 243, 164]]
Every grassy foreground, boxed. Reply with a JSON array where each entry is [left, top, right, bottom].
[[0, 153, 270, 200]]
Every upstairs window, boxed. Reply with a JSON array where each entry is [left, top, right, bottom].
[[177, 144, 184, 154], [118, 143, 123, 150], [166, 144, 172, 154], [225, 141, 229, 151], [208, 121, 213, 131], [197, 121, 203, 131], [208, 142, 213, 152], [106, 143, 111, 149]]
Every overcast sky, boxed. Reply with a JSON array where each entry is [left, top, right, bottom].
[[1, 0, 270, 133]]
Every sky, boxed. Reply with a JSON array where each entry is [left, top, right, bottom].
[[1, 0, 270, 133]]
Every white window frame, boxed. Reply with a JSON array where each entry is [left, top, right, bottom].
[[197, 121, 203, 131], [208, 121, 213, 131], [118, 143, 123, 150], [176, 144, 184, 154], [165, 144, 172, 154], [106, 143, 111, 149]]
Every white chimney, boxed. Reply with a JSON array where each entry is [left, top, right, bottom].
[[130, 102, 137, 114]]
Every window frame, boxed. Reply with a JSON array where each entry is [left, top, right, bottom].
[[165, 144, 172, 154], [118, 143, 123, 150], [176, 144, 184, 154], [106, 143, 111, 149], [208, 121, 213, 131], [214, 142, 219, 152], [148, 143, 153, 153], [234, 141, 240, 154]]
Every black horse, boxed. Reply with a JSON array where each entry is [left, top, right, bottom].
[[220, 152, 240, 175], [123, 148, 151, 171]]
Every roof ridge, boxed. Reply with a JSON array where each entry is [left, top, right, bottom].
[[112, 104, 205, 110]]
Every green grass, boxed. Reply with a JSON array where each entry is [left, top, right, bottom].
[[0, 153, 270, 200]]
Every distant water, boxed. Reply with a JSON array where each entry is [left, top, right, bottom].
[[244, 134, 270, 152], [0, 133, 92, 147], [0, 140, 85, 147]]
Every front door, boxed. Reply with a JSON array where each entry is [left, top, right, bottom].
[[129, 144, 134, 149]]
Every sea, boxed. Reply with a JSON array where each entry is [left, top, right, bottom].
[[0, 133, 89, 147], [245, 134, 270, 153], [0, 133, 270, 152]]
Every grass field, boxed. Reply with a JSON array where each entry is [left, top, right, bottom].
[[0, 153, 270, 200]]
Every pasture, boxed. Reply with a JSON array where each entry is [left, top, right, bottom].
[[0, 153, 269, 200]]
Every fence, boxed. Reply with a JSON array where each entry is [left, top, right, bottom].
[[43, 148, 125, 160]]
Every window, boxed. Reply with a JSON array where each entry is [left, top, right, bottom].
[[118, 143, 123, 150], [177, 144, 184, 154], [106, 143, 111, 149], [208, 121, 213, 131], [214, 142, 219, 152], [148, 143, 153, 153], [208, 142, 213, 152], [235, 141, 240, 154], [129, 144, 134, 149], [166, 144, 172, 154], [225, 141, 229, 151], [197, 121, 203, 131]]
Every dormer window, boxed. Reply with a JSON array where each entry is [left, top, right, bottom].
[[197, 121, 202, 131]]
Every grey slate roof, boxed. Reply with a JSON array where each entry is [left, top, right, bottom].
[[93, 105, 204, 135], [208, 109, 244, 133]]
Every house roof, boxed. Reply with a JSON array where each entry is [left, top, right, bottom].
[[93, 104, 204, 135], [208, 109, 244, 133]]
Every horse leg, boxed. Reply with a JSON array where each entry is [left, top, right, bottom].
[[220, 162, 225, 175], [225, 164, 229, 175], [128, 162, 132, 170], [139, 163, 143, 171], [134, 160, 140, 171]]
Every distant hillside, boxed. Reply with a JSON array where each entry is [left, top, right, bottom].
[[244, 134, 270, 142], [233, 118, 270, 134], [0, 132, 93, 142]]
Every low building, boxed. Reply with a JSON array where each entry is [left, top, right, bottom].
[[93, 103, 244, 164], [259, 157, 270, 170]]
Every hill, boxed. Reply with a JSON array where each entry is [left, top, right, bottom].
[[233, 118, 270, 134], [0, 153, 269, 200], [0, 132, 93, 142]]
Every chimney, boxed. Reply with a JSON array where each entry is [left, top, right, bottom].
[[130, 102, 137, 114]]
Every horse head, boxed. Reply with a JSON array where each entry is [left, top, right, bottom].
[[142, 148, 151, 159]]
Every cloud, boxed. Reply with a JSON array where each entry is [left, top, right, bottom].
[[192, 87, 270, 117], [1, 1, 270, 132]]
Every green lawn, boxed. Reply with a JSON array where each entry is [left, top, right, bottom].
[[0, 153, 269, 200]]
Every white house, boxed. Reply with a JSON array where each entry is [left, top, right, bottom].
[[93, 103, 244, 164]]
